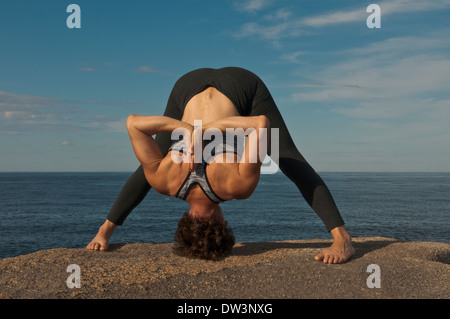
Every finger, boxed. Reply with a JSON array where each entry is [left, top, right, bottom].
[[190, 154, 194, 171]]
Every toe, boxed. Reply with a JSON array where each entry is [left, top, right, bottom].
[[314, 253, 324, 261]]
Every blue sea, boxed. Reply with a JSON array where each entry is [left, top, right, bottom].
[[0, 172, 449, 259]]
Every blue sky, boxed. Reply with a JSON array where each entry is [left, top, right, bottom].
[[1, 0, 449, 172]]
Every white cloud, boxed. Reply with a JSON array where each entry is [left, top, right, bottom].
[[0, 91, 68, 121], [263, 8, 293, 21], [381, 0, 450, 15], [230, 1, 450, 170], [344, 34, 450, 58], [302, 0, 450, 27], [135, 66, 160, 73], [289, 33, 450, 170], [300, 7, 364, 27], [233, 21, 297, 40], [333, 98, 450, 123], [233, 0, 274, 13], [294, 35, 450, 105], [280, 51, 304, 64], [295, 57, 450, 104], [0, 91, 135, 134], [232, 0, 450, 41]]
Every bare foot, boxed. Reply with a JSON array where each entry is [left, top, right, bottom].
[[314, 226, 355, 264], [86, 220, 117, 251]]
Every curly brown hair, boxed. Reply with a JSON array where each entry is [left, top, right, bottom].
[[173, 212, 235, 261]]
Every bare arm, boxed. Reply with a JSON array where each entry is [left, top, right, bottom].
[[126, 115, 192, 174], [203, 115, 270, 177], [127, 115, 192, 137], [203, 115, 269, 135]]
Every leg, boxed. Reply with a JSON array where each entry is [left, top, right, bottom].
[[87, 94, 183, 250], [253, 100, 354, 263], [252, 101, 344, 230], [107, 165, 151, 226]]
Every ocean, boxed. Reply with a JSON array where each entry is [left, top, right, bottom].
[[0, 172, 449, 259]]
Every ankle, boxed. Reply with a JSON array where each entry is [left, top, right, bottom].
[[99, 220, 117, 237], [330, 226, 351, 242]]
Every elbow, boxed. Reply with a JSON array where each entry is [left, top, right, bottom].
[[126, 114, 137, 132], [258, 115, 270, 130]]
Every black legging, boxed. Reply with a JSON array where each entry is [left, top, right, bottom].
[[107, 67, 344, 231]]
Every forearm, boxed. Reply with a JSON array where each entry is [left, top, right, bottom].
[[127, 115, 192, 137], [203, 115, 269, 134]]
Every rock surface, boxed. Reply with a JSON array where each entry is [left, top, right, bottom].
[[0, 237, 449, 299]]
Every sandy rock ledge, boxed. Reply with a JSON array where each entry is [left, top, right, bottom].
[[0, 237, 448, 299]]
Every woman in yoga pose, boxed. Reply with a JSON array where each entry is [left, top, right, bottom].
[[87, 67, 355, 263]]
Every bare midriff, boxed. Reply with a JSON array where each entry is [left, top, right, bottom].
[[181, 87, 239, 125], [173, 87, 241, 202]]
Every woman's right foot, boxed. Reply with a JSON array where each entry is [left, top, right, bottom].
[[86, 220, 117, 251]]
